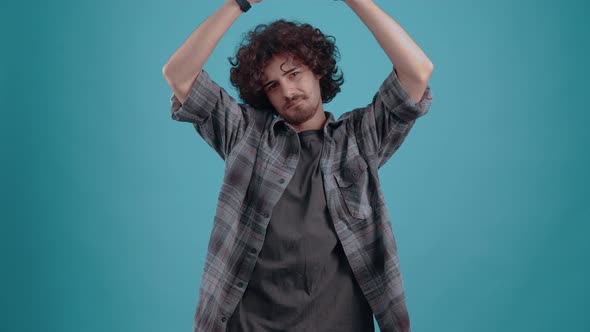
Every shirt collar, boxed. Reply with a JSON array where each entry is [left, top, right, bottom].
[[271, 111, 338, 136]]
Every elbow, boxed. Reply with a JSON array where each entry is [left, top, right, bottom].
[[420, 62, 434, 83], [162, 63, 169, 78], [162, 64, 178, 90], [162, 64, 171, 86], [162, 63, 178, 83]]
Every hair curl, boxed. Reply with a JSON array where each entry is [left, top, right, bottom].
[[229, 20, 344, 112]]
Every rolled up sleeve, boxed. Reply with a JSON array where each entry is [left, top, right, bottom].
[[169, 70, 251, 160], [351, 68, 433, 168], [378, 68, 433, 122]]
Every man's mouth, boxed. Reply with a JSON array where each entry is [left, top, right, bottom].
[[285, 99, 303, 110]]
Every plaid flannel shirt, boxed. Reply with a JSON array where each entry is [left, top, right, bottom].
[[170, 68, 432, 332]]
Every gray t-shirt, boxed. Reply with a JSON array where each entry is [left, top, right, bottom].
[[227, 129, 374, 332]]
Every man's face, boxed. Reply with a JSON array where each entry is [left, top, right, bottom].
[[262, 54, 324, 127]]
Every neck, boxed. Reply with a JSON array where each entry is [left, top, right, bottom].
[[292, 105, 326, 133], [293, 118, 325, 132]]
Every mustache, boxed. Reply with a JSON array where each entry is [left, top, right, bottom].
[[285, 95, 304, 108]]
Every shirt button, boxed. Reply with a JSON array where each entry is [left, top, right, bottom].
[[278, 178, 285, 184], [263, 212, 270, 218], [237, 282, 244, 288], [221, 316, 226, 323], [250, 248, 257, 254]]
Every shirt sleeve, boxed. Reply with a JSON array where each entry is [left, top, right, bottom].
[[350, 68, 433, 169], [170, 70, 252, 161]]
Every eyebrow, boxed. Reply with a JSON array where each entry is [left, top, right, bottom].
[[262, 67, 300, 90]]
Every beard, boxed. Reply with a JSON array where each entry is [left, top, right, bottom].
[[279, 96, 320, 126]]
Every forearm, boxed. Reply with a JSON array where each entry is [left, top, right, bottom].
[[344, 0, 433, 82], [162, 0, 243, 102]]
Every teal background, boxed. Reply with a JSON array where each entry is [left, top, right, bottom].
[[3, 0, 589, 331]]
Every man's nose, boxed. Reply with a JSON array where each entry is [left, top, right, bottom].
[[280, 81, 296, 99]]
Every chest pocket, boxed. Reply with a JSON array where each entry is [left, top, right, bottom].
[[333, 155, 373, 219]]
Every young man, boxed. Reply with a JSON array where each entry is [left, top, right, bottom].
[[163, 1, 433, 331]]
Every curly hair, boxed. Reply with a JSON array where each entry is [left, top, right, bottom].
[[229, 20, 344, 112]]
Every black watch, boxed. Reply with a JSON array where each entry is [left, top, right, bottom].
[[235, 0, 251, 12]]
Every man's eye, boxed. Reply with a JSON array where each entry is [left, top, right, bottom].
[[290, 71, 299, 78], [266, 83, 276, 91]]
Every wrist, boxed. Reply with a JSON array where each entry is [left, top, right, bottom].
[[223, 0, 245, 15], [341, 0, 372, 5], [224, 0, 248, 11], [234, 0, 252, 12]]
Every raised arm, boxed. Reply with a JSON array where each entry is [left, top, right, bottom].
[[343, 0, 433, 103], [337, 0, 433, 168], [163, 0, 262, 161], [162, 0, 261, 104]]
